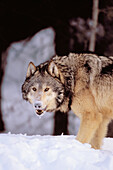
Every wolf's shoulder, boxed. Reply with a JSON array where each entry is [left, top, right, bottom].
[[98, 56, 113, 75], [37, 53, 113, 76]]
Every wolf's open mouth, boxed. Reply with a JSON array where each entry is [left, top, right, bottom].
[[35, 106, 47, 115], [36, 109, 44, 115]]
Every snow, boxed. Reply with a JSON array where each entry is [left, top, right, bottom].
[[0, 134, 113, 170]]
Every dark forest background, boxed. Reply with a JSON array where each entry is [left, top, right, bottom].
[[1, 0, 113, 136]]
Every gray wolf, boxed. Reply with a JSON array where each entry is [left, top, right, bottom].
[[22, 53, 113, 149]]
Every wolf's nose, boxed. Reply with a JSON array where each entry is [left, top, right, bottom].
[[34, 102, 42, 109]]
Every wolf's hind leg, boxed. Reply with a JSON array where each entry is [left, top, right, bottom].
[[90, 118, 110, 149], [76, 112, 102, 145]]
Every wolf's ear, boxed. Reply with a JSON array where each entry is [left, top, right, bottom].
[[48, 61, 64, 84], [26, 62, 36, 78]]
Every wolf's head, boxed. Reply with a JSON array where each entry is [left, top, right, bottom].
[[22, 61, 65, 115]]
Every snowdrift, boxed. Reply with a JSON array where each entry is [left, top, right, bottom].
[[0, 134, 113, 170]]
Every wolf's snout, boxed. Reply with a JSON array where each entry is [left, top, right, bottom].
[[34, 101, 42, 109], [33, 101, 46, 116]]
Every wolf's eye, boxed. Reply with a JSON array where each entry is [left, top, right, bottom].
[[32, 87, 37, 91], [44, 87, 49, 92]]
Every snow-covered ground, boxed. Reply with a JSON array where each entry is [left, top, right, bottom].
[[0, 134, 113, 170]]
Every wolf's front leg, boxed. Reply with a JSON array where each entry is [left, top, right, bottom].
[[76, 112, 102, 145], [90, 118, 110, 149]]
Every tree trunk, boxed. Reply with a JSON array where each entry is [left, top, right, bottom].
[[53, 111, 68, 135], [89, 0, 99, 52], [107, 121, 113, 137], [54, 25, 69, 135], [0, 51, 6, 132]]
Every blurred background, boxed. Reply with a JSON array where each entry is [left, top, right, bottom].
[[1, 0, 113, 136]]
